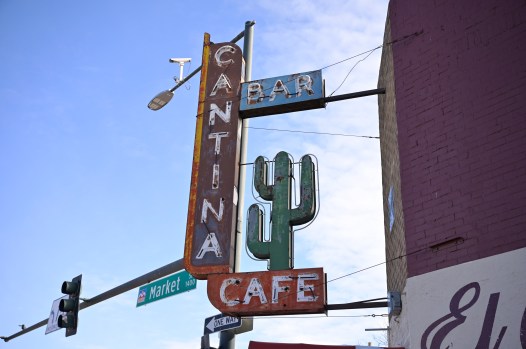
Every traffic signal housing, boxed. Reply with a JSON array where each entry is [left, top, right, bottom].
[[58, 274, 82, 337]]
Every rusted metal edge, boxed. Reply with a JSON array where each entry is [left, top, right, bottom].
[[184, 33, 211, 280]]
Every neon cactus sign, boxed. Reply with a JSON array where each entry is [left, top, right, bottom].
[[247, 151, 317, 270]]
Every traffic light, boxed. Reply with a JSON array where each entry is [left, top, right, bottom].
[[58, 274, 82, 337]]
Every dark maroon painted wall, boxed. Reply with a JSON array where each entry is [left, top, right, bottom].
[[388, 0, 526, 277]]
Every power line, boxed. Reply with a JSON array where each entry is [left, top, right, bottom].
[[222, 244, 431, 315], [329, 47, 382, 97], [327, 244, 429, 285], [247, 126, 379, 139], [320, 46, 383, 71], [324, 30, 422, 96], [192, 29, 423, 115], [320, 30, 422, 71]]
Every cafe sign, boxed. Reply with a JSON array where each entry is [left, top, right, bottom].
[[207, 268, 326, 316]]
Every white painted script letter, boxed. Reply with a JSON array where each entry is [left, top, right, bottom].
[[196, 233, 222, 259]]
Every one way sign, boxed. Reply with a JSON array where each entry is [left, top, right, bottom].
[[204, 314, 242, 335]]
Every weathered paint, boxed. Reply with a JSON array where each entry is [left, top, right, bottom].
[[207, 268, 326, 316], [247, 152, 316, 270], [184, 34, 244, 280], [239, 70, 325, 118], [402, 248, 526, 349]]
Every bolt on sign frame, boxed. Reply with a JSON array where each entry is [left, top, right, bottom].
[[184, 33, 244, 280]]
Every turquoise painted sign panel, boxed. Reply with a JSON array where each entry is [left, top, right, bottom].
[[239, 70, 325, 118], [136, 270, 196, 307]]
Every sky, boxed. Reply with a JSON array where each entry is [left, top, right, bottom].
[[0, 1, 390, 348]]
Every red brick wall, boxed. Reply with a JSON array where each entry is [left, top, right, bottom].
[[388, 0, 526, 277]]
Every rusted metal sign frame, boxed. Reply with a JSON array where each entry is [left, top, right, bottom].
[[239, 70, 325, 118], [207, 268, 326, 316], [184, 33, 244, 280]]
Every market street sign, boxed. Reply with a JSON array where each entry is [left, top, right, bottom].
[[136, 270, 197, 307], [239, 70, 325, 118], [184, 33, 244, 280], [207, 267, 326, 316]]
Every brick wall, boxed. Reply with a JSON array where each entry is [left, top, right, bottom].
[[387, 0, 526, 277], [378, 16, 408, 296]]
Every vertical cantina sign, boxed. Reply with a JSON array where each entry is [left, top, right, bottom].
[[185, 33, 244, 280]]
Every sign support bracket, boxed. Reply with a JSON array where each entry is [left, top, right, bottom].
[[325, 297, 388, 311], [323, 88, 386, 104]]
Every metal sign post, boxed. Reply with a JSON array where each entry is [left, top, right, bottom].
[[218, 20, 255, 349]]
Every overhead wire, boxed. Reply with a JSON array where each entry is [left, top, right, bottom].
[[328, 47, 382, 97], [194, 31, 422, 139], [320, 45, 383, 71], [247, 126, 380, 139], [225, 242, 432, 314], [193, 29, 422, 119]]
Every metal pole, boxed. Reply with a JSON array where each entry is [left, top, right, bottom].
[[178, 62, 185, 82], [235, 20, 254, 274], [80, 259, 184, 309], [325, 297, 388, 311], [218, 20, 254, 349], [324, 88, 385, 103], [1, 259, 184, 342]]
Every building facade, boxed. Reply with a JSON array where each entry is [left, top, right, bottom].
[[378, 0, 526, 347]]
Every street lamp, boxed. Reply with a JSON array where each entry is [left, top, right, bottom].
[[147, 58, 191, 111], [147, 90, 174, 111]]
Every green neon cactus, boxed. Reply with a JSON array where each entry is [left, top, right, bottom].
[[247, 151, 316, 270]]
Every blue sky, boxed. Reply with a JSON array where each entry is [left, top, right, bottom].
[[0, 1, 390, 348]]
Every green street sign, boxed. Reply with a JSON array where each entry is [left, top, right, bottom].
[[136, 270, 197, 307]]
